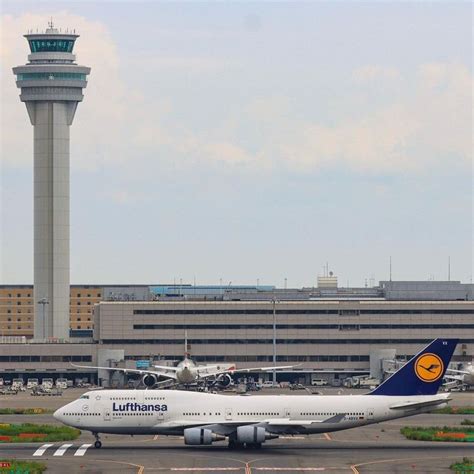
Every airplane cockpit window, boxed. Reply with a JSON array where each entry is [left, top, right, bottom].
[[80, 395, 90, 399]]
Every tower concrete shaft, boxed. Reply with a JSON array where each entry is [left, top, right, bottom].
[[13, 24, 90, 340]]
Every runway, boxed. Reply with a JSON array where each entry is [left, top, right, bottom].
[[1, 415, 473, 473]]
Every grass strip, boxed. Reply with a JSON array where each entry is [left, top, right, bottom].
[[450, 457, 474, 472], [0, 408, 54, 415], [0, 459, 46, 473], [401, 426, 474, 442], [433, 407, 474, 415], [0, 424, 80, 443]]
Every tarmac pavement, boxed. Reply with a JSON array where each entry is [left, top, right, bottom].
[[1, 388, 473, 473]]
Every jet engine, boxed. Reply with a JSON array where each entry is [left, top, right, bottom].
[[214, 373, 233, 388], [236, 426, 277, 445], [184, 428, 225, 445], [142, 373, 158, 388]]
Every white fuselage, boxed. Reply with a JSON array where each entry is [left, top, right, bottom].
[[166, 359, 235, 385], [175, 360, 197, 384], [54, 389, 449, 437]]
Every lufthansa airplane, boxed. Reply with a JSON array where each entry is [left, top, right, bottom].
[[55, 338, 457, 449]]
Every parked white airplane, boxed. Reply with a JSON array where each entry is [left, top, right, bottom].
[[56, 338, 457, 449], [73, 334, 293, 389], [444, 363, 474, 389]]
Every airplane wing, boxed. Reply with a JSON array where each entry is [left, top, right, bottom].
[[152, 365, 180, 372], [446, 368, 470, 375], [164, 414, 346, 433], [194, 364, 297, 379], [443, 374, 464, 380], [443, 379, 462, 387], [389, 397, 451, 411], [265, 414, 346, 426], [237, 365, 298, 373], [70, 363, 178, 380]]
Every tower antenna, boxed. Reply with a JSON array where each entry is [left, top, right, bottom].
[[48, 17, 54, 29], [389, 256, 392, 281], [448, 256, 451, 281]]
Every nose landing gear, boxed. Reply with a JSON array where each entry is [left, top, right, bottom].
[[93, 432, 102, 448]]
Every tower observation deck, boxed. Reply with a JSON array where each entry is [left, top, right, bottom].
[[13, 22, 91, 340]]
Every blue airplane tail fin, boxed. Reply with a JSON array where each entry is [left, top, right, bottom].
[[369, 338, 458, 396]]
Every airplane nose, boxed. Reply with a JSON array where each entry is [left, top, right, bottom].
[[53, 408, 62, 421]]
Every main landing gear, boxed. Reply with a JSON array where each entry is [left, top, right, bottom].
[[93, 432, 102, 449], [228, 439, 242, 449], [228, 439, 261, 449]]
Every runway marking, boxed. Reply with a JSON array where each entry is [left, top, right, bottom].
[[350, 454, 469, 474], [254, 469, 326, 471], [245, 463, 251, 474], [90, 458, 145, 474], [170, 469, 241, 471], [154, 435, 159, 440], [323, 433, 331, 441], [279, 436, 306, 439], [33, 443, 53, 456], [74, 443, 92, 456], [53, 443, 73, 456]]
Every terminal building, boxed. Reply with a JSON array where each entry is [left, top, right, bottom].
[[0, 280, 473, 386]]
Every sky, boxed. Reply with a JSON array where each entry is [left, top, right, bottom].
[[0, 1, 472, 288]]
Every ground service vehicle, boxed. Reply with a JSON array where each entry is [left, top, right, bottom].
[[41, 378, 54, 389], [56, 378, 68, 389], [27, 378, 39, 389]]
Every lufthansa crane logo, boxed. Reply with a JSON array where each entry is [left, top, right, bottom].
[[414, 353, 444, 382]]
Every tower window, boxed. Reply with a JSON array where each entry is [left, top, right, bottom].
[[28, 39, 75, 53]]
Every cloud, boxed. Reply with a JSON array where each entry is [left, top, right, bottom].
[[352, 65, 401, 83], [2, 12, 471, 178], [276, 63, 472, 173], [132, 55, 241, 73], [279, 104, 419, 173]]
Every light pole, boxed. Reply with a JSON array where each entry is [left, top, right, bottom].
[[272, 298, 278, 385], [38, 298, 49, 339]]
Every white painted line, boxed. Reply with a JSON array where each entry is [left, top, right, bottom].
[[74, 443, 92, 456], [256, 469, 326, 472], [279, 436, 306, 439], [170, 469, 241, 472], [53, 443, 73, 456], [33, 444, 54, 457]]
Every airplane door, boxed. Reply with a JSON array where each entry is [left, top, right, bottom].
[[103, 408, 111, 422], [284, 407, 291, 419], [366, 408, 374, 420], [225, 408, 233, 420]]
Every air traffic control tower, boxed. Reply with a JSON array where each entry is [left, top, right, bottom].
[[13, 22, 90, 340]]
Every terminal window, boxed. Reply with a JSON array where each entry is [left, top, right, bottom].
[[338, 309, 360, 316]]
